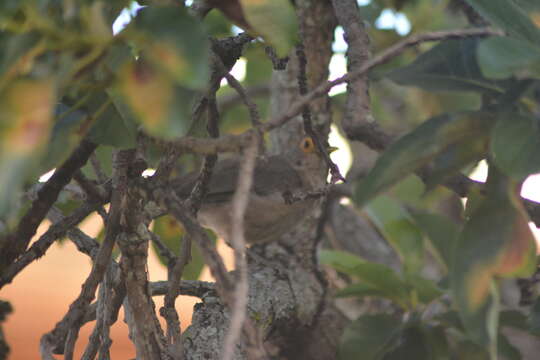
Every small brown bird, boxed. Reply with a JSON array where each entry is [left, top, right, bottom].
[[173, 137, 331, 244]]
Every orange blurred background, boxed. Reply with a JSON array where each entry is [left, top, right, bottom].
[[2, 214, 233, 359]]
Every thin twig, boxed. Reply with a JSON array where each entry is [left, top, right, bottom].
[[150, 231, 177, 265], [185, 96, 220, 214], [82, 280, 216, 325], [151, 29, 500, 153], [0, 200, 105, 288], [73, 170, 106, 202], [0, 139, 97, 273], [296, 42, 345, 183], [222, 136, 259, 360], [90, 152, 109, 184], [160, 190, 234, 302], [223, 72, 262, 127], [40, 149, 134, 357], [218, 84, 270, 112]]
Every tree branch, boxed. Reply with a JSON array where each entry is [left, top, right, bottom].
[[0, 139, 97, 273], [222, 136, 259, 360], [332, 0, 373, 145], [40, 149, 134, 357]]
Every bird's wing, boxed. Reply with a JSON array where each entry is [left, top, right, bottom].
[[252, 156, 303, 196], [172, 156, 303, 202], [172, 158, 240, 203]]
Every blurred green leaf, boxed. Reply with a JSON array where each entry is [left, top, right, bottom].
[[499, 310, 529, 332], [514, 0, 540, 12], [0, 32, 43, 81], [114, 59, 196, 139], [131, 6, 209, 89], [354, 111, 493, 205], [336, 282, 389, 299], [477, 36, 540, 79], [365, 196, 424, 274], [464, 0, 540, 43], [452, 340, 490, 360], [451, 171, 536, 346], [41, 103, 87, 172], [498, 332, 522, 360], [405, 274, 443, 304], [152, 215, 213, 280], [389, 174, 425, 205], [203, 8, 233, 37], [383, 325, 433, 360], [529, 297, 540, 336], [358, 2, 384, 24], [81, 145, 113, 181], [87, 91, 137, 148], [425, 136, 488, 190], [490, 113, 540, 179], [0, 77, 56, 218], [387, 39, 509, 95], [410, 210, 460, 270], [421, 325, 451, 360], [339, 313, 402, 360], [244, 43, 272, 86], [239, 0, 298, 57], [320, 250, 409, 306]]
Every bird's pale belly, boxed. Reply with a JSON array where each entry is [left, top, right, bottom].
[[197, 192, 317, 244]]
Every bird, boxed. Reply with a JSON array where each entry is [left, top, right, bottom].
[[172, 136, 333, 244]]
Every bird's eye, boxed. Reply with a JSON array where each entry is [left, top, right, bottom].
[[300, 137, 315, 153]]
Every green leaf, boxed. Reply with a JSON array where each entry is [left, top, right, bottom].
[[405, 274, 443, 304], [0, 77, 56, 218], [477, 36, 540, 79], [451, 171, 536, 346], [354, 111, 493, 205], [452, 341, 490, 360], [87, 91, 137, 148], [239, 0, 298, 57], [464, 0, 540, 43], [0, 32, 43, 81], [529, 296, 540, 336], [498, 332, 522, 360], [244, 43, 273, 86], [152, 215, 212, 280], [41, 103, 88, 172], [131, 6, 209, 89], [490, 113, 540, 179], [499, 310, 529, 332], [81, 145, 113, 180], [320, 250, 409, 305], [386, 39, 508, 95], [383, 325, 432, 360], [114, 59, 197, 139], [421, 325, 451, 360], [410, 210, 460, 270], [425, 136, 488, 190], [339, 314, 402, 360], [364, 196, 424, 274], [336, 283, 389, 299]]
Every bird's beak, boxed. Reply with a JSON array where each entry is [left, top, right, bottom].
[[327, 146, 339, 154]]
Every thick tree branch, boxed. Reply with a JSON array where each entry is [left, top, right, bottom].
[[332, 0, 373, 143]]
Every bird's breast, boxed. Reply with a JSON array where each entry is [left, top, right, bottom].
[[197, 192, 318, 244]]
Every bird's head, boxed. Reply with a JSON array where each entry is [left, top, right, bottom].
[[287, 136, 337, 187]]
